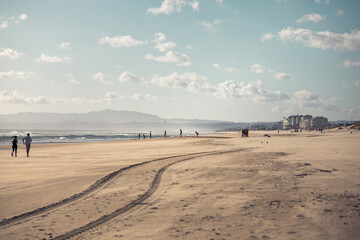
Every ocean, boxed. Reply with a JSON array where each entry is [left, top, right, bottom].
[[0, 129, 214, 145]]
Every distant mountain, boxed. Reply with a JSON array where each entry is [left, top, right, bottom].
[[0, 109, 238, 130], [0, 109, 164, 124]]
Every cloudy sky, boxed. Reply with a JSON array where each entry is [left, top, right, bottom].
[[1, 0, 359, 122]]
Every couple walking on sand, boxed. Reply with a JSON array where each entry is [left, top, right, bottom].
[[11, 133, 32, 157]]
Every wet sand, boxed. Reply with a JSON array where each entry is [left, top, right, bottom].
[[0, 129, 359, 239]]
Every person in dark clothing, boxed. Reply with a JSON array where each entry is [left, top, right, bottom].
[[11, 136, 18, 157]]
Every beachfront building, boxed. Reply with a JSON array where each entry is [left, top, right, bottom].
[[282, 118, 291, 129], [283, 115, 303, 129], [299, 118, 312, 129], [312, 116, 328, 128], [282, 114, 328, 130], [299, 115, 312, 129]]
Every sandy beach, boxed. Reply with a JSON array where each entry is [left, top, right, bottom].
[[0, 129, 359, 240]]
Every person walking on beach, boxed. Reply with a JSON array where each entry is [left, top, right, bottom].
[[164, 130, 167, 137], [195, 131, 199, 137], [138, 133, 141, 139], [11, 136, 18, 157], [150, 131, 152, 138], [143, 134, 146, 139], [180, 129, 182, 137], [22, 133, 32, 157]]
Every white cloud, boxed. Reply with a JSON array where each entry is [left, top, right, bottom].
[[34, 54, 73, 63], [65, 74, 81, 85], [214, 80, 289, 102], [261, 33, 274, 42], [216, 0, 223, 3], [344, 60, 360, 68], [150, 72, 288, 102], [118, 71, 143, 83], [153, 32, 176, 52], [315, 0, 330, 4], [0, 21, 9, 29], [18, 14, 27, 21], [0, 48, 25, 59], [0, 90, 124, 105], [91, 72, 113, 85], [250, 63, 292, 79], [0, 90, 51, 104], [294, 89, 319, 104], [0, 71, 33, 79], [273, 72, 292, 80], [98, 35, 145, 48], [0, 14, 27, 29], [293, 89, 339, 111], [213, 63, 221, 70], [146, 0, 188, 15], [132, 93, 158, 101], [151, 72, 206, 88], [296, 13, 326, 23], [178, 61, 192, 67], [58, 42, 72, 50], [69, 79, 81, 85], [335, 9, 344, 17], [278, 27, 360, 51], [145, 50, 191, 66], [198, 19, 222, 33], [250, 64, 264, 73], [188, 1, 199, 11], [147, 33, 191, 66], [104, 92, 122, 104], [212, 63, 236, 73]]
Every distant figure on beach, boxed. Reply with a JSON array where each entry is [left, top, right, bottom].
[[138, 133, 141, 139], [11, 136, 18, 157], [164, 130, 167, 137], [242, 129, 249, 137], [143, 134, 146, 139], [150, 131, 152, 138], [180, 129, 182, 137], [195, 131, 199, 137], [22, 133, 32, 157]]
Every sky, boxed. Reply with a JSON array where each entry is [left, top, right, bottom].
[[1, 0, 360, 122]]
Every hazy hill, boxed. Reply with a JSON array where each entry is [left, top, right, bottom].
[[0, 109, 239, 130], [0, 109, 164, 124]]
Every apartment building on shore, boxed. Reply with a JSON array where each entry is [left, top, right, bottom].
[[281, 115, 328, 130]]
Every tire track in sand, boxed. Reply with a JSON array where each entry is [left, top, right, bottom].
[[0, 150, 225, 227], [52, 149, 244, 240]]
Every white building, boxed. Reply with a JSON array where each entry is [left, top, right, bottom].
[[300, 119, 312, 129], [312, 116, 328, 128]]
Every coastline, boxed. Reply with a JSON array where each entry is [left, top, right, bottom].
[[0, 130, 359, 239], [0, 129, 218, 145]]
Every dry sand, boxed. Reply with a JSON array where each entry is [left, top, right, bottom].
[[0, 129, 359, 240]]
